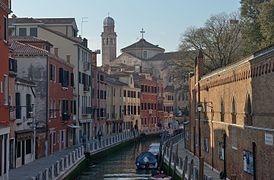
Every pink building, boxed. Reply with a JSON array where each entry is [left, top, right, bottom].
[[91, 66, 107, 138]]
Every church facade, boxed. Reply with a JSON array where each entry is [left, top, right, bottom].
[[101, 16, 189, 128]]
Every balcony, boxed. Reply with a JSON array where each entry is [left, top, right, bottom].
[[9, 58, 17, 73], [62, 112, 70, 121], [83, 62, 90, 71], [111, 113, 117, 119], [82, 107, 92, 115], [83, 85, 89, 92], [86, 107, 92, 114]]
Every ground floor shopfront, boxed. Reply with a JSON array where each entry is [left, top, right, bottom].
[[0, 127, 10, 180]]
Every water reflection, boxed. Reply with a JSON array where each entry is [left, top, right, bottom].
[[78, 137, 160, 180]]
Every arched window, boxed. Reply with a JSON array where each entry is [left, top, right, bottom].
[[231, 97, 236, 124], [220, 97, 224, 122], [244, 94, 253, 126]]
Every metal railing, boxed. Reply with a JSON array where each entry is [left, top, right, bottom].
[[160, 133, 214, 180], [31, 129, 165, 180]]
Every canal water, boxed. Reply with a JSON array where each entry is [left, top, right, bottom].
[[78, 137, 161, 180]]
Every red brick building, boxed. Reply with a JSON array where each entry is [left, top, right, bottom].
[[140, 74, 164, 130], [48, 49, 74, 154], [188, 47, 274, 180], [10, 37, 74, 157], [0, 0, 11, 178]]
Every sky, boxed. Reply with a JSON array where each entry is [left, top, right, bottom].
[[12, 0, 241, 66]]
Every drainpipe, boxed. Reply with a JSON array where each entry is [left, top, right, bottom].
[[77, 47, 80, 145], [223, 133, 227, 179], [45, 55, 49, 157], [252, 142, 256, 180]]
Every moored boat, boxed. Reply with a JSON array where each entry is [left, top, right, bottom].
[[135, 152, 158, 169]]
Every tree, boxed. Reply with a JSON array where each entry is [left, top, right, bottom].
[[241, 0, 274, 53], [178, 13, 243, 73], [258, 0, 274, 47]]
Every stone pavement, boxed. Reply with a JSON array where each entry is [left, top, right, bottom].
[[9, 144, 83, 180], [173, 139, 220, 179]]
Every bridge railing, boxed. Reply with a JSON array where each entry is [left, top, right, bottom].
[[139, 127, 164, 135], [30, 130, 156, 180], [160, 133, 214, 180], [31, 145, 85, 180], [84, 131, 135, 153]]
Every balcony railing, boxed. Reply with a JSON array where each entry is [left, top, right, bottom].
[[62, 112, 70, 121], [82, 107, 93, 115], [83, 62, 90, 71], [83, 85, 89, 92], [86, 107, 92, 114]]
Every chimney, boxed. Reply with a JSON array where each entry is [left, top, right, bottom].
[[195, 49, 204, 82], [66, 55, 71, 63], [54, 48, 59, 57], [82, 38, 88, 48]]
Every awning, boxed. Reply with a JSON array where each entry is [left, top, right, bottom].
[[68, 125, 81, 129]]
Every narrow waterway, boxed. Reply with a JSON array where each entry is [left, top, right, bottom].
[[78, 137, 161, 180]]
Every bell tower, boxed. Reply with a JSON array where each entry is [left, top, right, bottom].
[[101, 16, 117, 66]]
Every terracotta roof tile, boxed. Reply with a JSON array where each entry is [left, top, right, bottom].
[[148, 51, 183, 61], [121, 39, 165, 52], [9, 36, 53, 46], [10, 39, 48, 56], [9, 17, 41, 25], [35, 18, 75, 24]]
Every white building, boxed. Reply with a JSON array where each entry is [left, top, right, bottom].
[[10, 78, 36, 168]]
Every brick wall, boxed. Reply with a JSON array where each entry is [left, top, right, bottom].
[[188, 47, 274, 179]]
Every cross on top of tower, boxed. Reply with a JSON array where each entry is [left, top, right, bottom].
[[140, 28, 145, 39]]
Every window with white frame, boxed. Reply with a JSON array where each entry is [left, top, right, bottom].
[[4, 75, 8, 105], [50, 64, 56, 81], [49, 99, 52, 118], [53, 100, 56, 117], [243, 150, 254, 175], [231, 127, 238, 150], [19, 28, 27, 36], [218, 141, 224, 160], [53, 132, 56, 145], [3, 16, 7, 41], [30, 28, 37, 37], [61, 130, 64, 142], [59, 100, 62, 117], [204, 137, 209, 153]]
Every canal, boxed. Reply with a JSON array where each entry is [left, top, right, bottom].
[[78, 136, 161, 180]]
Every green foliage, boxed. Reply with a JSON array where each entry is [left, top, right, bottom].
[[241, 0, 274, 54], [258, 0, 274, 47]]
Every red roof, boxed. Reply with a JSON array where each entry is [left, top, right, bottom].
[[9, 36, 53, 46], [10, 39, 48, 56]]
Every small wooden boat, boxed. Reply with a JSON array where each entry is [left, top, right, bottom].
[[151, 173, 172, 180]]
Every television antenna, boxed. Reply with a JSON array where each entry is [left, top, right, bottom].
[[81, 17, 88, 36]]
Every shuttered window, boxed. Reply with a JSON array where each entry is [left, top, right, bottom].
[[15, 93, 21, 119], [26, 94, 31, 118], [59, 68, 63, 83]]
